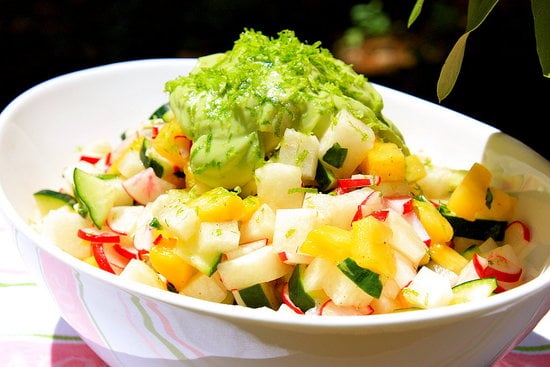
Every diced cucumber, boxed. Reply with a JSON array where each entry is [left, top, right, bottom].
[[451, 278, 497, 304], [460, 244, 481, 260], [140, 139, 164, 178], [315, 160, 337, 192], [233, 282, 280, 309], [443, 214, 508, 241], [73, 168, 129, 228], [149, 103, 174, 122], [33, 189, 77, 215], [288, 264, 316, 312], [174, 241, 222, 277], [337, 257, 382, 298]]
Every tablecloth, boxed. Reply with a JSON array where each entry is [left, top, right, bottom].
[[1, 213, 548, 367]]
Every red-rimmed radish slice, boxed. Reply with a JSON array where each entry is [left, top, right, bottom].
[[113, 243, 139, 260], [318, 299, 374, 316], [225, 239, 268, 260], [92, 242, 131, 275], [369, 209, 389, 222], [281, 282, 304, 314], [384, 196, 414, 215], [79, 154, 102, 164], [122, 167, 176, 205], [133, 225, 155, 251], [473, 252, 522, 284], [352, 190, 384, 221], [337, 175, 381, 193], [484, 253, 522, 283], [106, 205, 145, 235], [78, 228, 120, 243], [92, 243, 115, 274], [504, 220, 531, 245]]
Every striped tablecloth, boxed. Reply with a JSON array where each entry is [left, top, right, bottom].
[[1, 213, 548, 367]]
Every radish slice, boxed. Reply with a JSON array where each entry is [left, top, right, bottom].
[[281, 283, 304, 314], [122, 167, 176, 205], [106, 205, 145, 235], [78, 228, 120, 243], [318, 299, 374, 316]]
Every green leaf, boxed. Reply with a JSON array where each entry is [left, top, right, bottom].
[[407, 0, 425, 28], [532, 0, 550, 77], [437, 33, 468, 102], [465, 0, 500, 32], [437, 0, 499, 101]]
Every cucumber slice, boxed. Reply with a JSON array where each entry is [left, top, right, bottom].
[[337, 257, 383, 298], [234, 282, 280, 309], [460, 244, 481, 260], [73, 168, 121, 228], [315, 160, 337, 192], [149, 103, 174, 122], [451, 278, 497, 304], [288, 264, 316, 312], [139, 139, 164, 178], [174, 241, 222, 277], [33, 189, 77, 215]]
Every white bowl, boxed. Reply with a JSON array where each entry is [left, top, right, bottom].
[[0, 59, 549, 367]]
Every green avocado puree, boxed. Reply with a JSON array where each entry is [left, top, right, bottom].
[[165, 29, 406, 189]]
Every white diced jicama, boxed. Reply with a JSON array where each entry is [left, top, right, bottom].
[[402, 267, 454, 309], [197, 221, 240, 253], [272, 208, 318, 253], [255, 162, 304, 210], [217, 246, 292, 290]]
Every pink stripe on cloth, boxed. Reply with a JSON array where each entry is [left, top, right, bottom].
[[0, 340, 107, 366], [494, 351, 550, 367]]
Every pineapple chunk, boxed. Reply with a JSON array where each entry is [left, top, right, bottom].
[[149, 240, 196, 290], [404, 154, 427, 182], [351, 216, 396, 278], [476, 187, 517, 221], [187, 187, 246, 222], [447, 163, 492, 221], [360, 141, 405, 182], [299, 224, 353, 263], [413, 199, 454, 245]]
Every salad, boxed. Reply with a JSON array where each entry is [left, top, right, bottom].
[[32, 30, 537, 316]]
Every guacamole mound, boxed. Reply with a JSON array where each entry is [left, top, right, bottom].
[[165, 29, 406, 189]]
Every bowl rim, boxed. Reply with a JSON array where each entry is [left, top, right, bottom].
[[1, 58, 549, 332]]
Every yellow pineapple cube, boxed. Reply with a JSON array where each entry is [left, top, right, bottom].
[[188, 187, 246, 222], [446, 163, 492, 221], [413, 199, 454, 245], [476, 187, 517, 221], [149, 239, 196, 291], [405, 154, 427, 182], [351, 216, 396, 278], [299, 224, 353, 263], [428, 243, 468, 274], [360, 141, 405, 182]]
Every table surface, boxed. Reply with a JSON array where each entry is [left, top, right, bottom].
[[1, 213, 548, 367]]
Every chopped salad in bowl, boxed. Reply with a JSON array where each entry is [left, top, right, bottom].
[[32, 30, 538, 316]]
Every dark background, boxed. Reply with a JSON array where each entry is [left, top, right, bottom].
[[1, 0, 548, 159]]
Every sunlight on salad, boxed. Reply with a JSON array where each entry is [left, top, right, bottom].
[[32, 30, 538, 316]]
